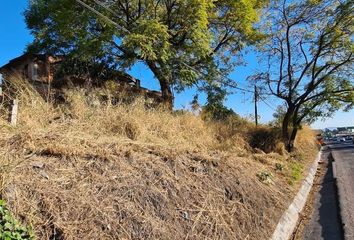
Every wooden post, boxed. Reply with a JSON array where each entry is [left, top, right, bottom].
[[254, 85, 258, 126], [9, 99, 19, 126]]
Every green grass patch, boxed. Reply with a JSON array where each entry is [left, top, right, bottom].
[[0, 199, 33, 240], [287, 162, 303, 185]]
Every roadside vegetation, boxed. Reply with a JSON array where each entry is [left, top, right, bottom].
[[0, 200, 33, 240], [0, 76, 319, 239], [24, 0, 353, 152], [0, 0, 352, 239], [256, 0, 354, 150]]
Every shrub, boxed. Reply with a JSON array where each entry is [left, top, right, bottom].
[[0, 200, 33, 240], [248, 126, 282, 153], [256, 171, 274, 184]]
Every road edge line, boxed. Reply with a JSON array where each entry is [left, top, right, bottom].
[[271, 150, 322, 240]]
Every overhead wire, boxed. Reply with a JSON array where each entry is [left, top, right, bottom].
[[75, 0, 130, 33], [93, 0, 117, 15], [258, 95, 277, 111], [179, 62, 254, 93]]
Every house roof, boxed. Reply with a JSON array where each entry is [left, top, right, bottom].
[[0, 53, 161, 95], [0, 53, 47, 72]]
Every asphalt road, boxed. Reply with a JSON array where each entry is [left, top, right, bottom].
[[331, 142, 354, 240], [302, 148, 344, 240]]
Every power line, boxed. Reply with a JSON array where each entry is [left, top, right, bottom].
[[75, 0, 130, 33], [179, 62, 254, 93], [258, 95, 277, 111], [93, 0, 116, 15]]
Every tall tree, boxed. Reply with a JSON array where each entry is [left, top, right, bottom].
[[25, 0, 267, 108], [258, 0, 354, 151]]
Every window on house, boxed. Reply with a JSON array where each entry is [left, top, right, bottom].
[[32, 63, 39, 81]]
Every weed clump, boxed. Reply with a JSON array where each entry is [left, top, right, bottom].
[[0, 200, 33, 240], [248, 126, 283, 153], [287, 162, 304, 185]]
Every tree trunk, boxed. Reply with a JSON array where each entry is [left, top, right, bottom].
[[281, 108, 295, 152], [282, 111, 291, 143], [146, 60, 174, 110], [159, 77, 174, 110], [288, 126, 299, 151]]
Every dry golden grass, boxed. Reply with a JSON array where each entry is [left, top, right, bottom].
[[0, 76, 319, 239]]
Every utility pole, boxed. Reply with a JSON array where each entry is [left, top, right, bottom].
[[254, 85, 258, 126]]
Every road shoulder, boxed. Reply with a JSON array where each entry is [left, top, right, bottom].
[[294, 150, 344, 240], [331, 145, 354, 240]]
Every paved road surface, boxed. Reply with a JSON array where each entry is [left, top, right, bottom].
[[302, 148, 344, 240], [331, 142, 354, 240]]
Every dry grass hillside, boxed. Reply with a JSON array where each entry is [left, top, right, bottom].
[[0, 77, 319, 239]]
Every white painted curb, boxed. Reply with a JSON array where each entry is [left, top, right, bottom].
[[271, 151, 322, 240]]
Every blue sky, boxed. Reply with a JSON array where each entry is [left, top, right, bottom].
[[0, 1, 353, 129]]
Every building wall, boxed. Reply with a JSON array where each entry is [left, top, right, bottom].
[[2, 56, 51, 83], [0, 55, 55, 100], [1, 54, 163, 103]]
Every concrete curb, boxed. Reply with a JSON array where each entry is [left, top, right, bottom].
[[271, 151, 322, 240]]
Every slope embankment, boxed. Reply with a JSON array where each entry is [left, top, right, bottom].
[[0, 77, 319, 239]]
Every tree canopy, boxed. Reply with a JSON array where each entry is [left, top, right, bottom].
[[258, 0, 354, 150], [25, 0, 267, 108]]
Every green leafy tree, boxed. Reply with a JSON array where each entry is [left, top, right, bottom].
[[258, 0, 354, 151], [201, 84, 237, 120], [25, 0, 267, 108]]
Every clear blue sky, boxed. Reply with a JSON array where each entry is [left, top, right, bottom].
[[1, 1, 353, 129]]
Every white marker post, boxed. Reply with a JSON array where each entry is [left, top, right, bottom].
[[9, 99, 19, 126]]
